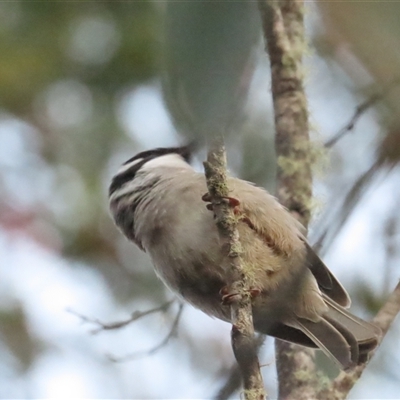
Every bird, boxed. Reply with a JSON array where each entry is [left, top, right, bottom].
[[109, 145, 381, 370]]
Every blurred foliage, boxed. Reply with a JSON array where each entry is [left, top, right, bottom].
[[163, 0, 260, 142], [0, 0, 160, 260], [0, 1, 158, 113], [318, 1, 400, 89], [0, 1, 399, 398], [312, 1, 400, 274], [317, 0, 400, 162], [0, 306, 43, 371], [0, 1, 166, 383]]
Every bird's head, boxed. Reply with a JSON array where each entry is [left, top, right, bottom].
[[109, 145, 193, 198]]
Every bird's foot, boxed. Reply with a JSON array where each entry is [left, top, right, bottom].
[[220, 286, 240, 305], [201, 193, 241, 214], [219, 286, 261, 305], [250, 288, 261, 298]]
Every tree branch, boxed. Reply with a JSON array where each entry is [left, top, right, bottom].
[[215, 363, 243, 400], [204, 136, 266, 400], [325, 78, 400, 149], [259, 0, 312, 222], [312, 159, 385, 257], [68, 299, 176, 334], [258, 2, 399, 399], [318, 280, 400, 400], [107, 303, 184, 362], [324, 93, 381, 149], [214, 335, 267, 400], [68, 300, 184, 362], [258, 1, 317, 399]]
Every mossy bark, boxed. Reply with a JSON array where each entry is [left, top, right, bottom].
[[204, 137, 266, 400], [258, 1, 317, 399]]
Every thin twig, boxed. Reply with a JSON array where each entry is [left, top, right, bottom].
[[204, 137, 266, 400], [324, 94, 381, 149], [373, 281, 400, 336], [318, 281, 400, 400], [312, 159, 383, 256], [312, 155, 397, 257], [325, 79, 400, 149], [68, 299, 176, 334], [107, 302, 184, 362]]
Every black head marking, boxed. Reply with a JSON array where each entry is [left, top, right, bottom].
[[109, 145, 193, 196], [109, 158, 147, 196], [122, 145, 192, 166]]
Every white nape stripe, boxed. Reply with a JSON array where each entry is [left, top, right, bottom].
[[115, 157, 144, 175], [141, 153, 189, 171], [110, 153, 190, 202], [109, 178, 143, 201]]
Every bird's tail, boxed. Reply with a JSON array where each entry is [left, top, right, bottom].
[[295, 295, 380, 370]]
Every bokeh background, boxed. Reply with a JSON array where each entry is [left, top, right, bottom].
[[1, 1, 400, 399]]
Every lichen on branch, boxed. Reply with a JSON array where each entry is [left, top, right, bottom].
[[257, 1, 317, 398], [203, 137, 266, 400]]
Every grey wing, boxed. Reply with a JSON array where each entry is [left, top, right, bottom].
[[303, 241, 351, 307]]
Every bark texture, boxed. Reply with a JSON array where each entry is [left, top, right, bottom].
[[258, 2, 400, 400], [258, 1, 316, 399], [204, 137, 266, 400]]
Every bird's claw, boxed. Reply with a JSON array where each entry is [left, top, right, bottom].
[[249, 288, 261, 298], [201, 192, 212, 202], [219, 286, 261, 305], [223, 196, 240, 208], [202, 193, 241, 213]]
